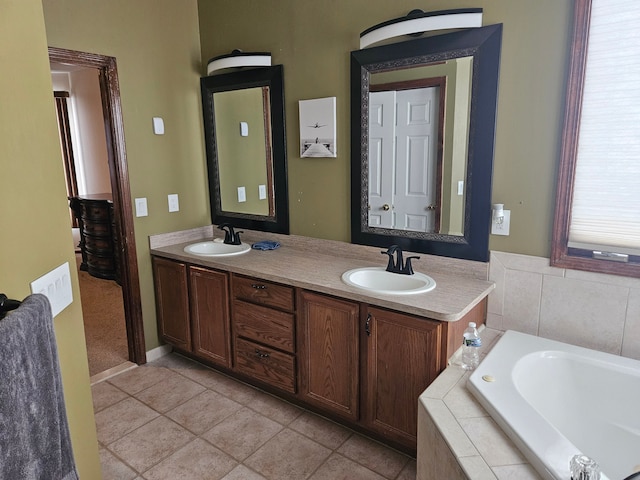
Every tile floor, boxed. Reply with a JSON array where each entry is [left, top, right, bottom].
[[92, 353, 417, 480]]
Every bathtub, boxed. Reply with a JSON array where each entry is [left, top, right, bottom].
[[467, 330, 640, 480]]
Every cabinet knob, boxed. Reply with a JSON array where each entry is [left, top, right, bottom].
[[255, 349, 270, 358], [365, 313, 371, 336], [251, 283, 267, 290]]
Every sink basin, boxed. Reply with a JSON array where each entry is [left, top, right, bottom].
[[184, 240, 251, 257], [341, 267, 436, 295]]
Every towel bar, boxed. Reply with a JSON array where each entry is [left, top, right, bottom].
[[0, 293, 22, 319]]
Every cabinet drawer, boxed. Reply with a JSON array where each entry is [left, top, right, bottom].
[[234, 337, 296, 393], [84, 235, 114, 254], [81, 202, 111, 221], [233, 275, 294, 312], [233, 300, 295, 353]]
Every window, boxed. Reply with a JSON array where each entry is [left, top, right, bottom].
[[552, 0, 640, 277]]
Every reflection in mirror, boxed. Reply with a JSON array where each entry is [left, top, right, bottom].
[[368, 57, 472, 236], [350, 24, 502, 261], [201, 65, 288, 234], [213, 87, 273, 216]]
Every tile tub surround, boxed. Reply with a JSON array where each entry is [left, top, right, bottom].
[[488, 251, 640, 360], [417, 328, 543, 480], [149, 226, 494, 322]]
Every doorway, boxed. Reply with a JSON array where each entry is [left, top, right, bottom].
[[49, 47, 146, 373]]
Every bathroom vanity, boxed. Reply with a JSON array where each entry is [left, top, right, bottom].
[[150, 226, 493, 455]]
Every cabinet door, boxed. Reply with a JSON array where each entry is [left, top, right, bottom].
[[298, 291, 360, 421], [189, 266, 231, 368], [152, 256, 191, 351], [363, 307, 442, 450]]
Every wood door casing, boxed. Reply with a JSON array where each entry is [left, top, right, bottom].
[[152, 257, 191, 351], [189, 266, 231, 368], [298, 291, 360, 421], [363, 306, 442, 449]]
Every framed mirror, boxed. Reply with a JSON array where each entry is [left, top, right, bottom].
[[201, 65, 289, 233], [350, 24, 502, 261]]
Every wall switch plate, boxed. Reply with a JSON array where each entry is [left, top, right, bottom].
[[153, 117, 164, 135], [168, 193, 179, 212], [258, 184, 267, 200], [457, 180, 464, 196], [237, 186, 246, 202], [491, 210, 511, 235], [135, 197, 148, 217], [240, 121, 248, 137], [30, 262, 73, 317]]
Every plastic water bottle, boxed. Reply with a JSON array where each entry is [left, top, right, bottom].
[[461, 322, 482, 370]]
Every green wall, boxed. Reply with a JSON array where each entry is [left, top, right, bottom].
[[198, 0, 573, 257], [42, 0, 209, 350], [0, 0, 101, 477]]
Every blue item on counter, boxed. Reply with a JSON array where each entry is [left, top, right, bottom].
[[252, 241, 281, 251]]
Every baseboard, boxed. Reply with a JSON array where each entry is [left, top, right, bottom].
[[146, 344, 172, 363]]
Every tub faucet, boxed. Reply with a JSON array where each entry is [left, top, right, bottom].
[[381, 245, 420, 275], [218, 223, 243, 245], [570, 454, 601, 480]]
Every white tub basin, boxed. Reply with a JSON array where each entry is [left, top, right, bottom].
[[184, 240, 250, 257], [341, 267, 436, 295]]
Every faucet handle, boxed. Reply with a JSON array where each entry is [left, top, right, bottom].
[[402, 256, 420, 275]]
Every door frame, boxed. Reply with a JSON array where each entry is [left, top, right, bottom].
[[49, 46, 146, 365]]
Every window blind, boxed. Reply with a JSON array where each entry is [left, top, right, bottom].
[[568, 0, 640, 256]]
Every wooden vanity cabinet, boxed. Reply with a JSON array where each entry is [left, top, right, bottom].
[[189, 266, 232, 368], [362, 307, 442, 449], [152, 256, 191, 351], [298, 291, 360, 422], [231, 274, 297, 394]]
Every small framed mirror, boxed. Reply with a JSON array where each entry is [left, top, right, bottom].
[[350, 24, 502, 261], [201, 65, 289, 233]]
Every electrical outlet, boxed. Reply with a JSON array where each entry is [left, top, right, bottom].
[[135, 197, 148, 217], [168, 194, 179, 212], [491, 210, 511, 235], [30, 262, 73, 317], [258, 184, 267, 200]]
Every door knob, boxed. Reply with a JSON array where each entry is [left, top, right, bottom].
[[382, 204, 390, 211], [426, 204, 437, 211]]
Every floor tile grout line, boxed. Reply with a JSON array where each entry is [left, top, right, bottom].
[[94, 354, 416, 480]]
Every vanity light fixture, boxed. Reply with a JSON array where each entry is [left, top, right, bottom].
[[359, 8, 483, 49], [206, 50, 272, 75]]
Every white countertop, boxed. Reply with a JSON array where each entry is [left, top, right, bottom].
[[149, 226, 495, 322]]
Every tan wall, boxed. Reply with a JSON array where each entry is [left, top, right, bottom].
[[0, 0, 101, 477], [198, 0, 573, 258], [42, 0, 208, 350]]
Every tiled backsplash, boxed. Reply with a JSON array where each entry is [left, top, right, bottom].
[[488, 251, 640, 360]]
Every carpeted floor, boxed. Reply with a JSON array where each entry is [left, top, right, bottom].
[[76, 255, 129, 376]]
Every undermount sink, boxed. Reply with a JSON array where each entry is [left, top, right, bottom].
[[184, 239, 251, 257], [341, 267, 436, 295]]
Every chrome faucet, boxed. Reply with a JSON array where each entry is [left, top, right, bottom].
[[218, 223, 243, 245], [381, 245, 420, 275], [570, 454, 601, 480]]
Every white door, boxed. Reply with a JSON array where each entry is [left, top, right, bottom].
[[394, 87, 439, 232], [368, 90, 396, 228]]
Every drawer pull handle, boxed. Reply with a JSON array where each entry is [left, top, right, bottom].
[[255, 349, 270, 358], [251, 283, 267, 290], [365, 313, 371, 337]]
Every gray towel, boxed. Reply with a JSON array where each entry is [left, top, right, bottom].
[[0, 294, 79, 480]]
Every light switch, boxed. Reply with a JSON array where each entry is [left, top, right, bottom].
[[30, 262, 73, 317], [258, 184, 267, 200], [135, 197, 148, 217], [168, 193, 179, 212], [240, 121, 248, 137], [153, 117, 164, 135], [237, 186, 246, 202], [457, 180, 464, 196]]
